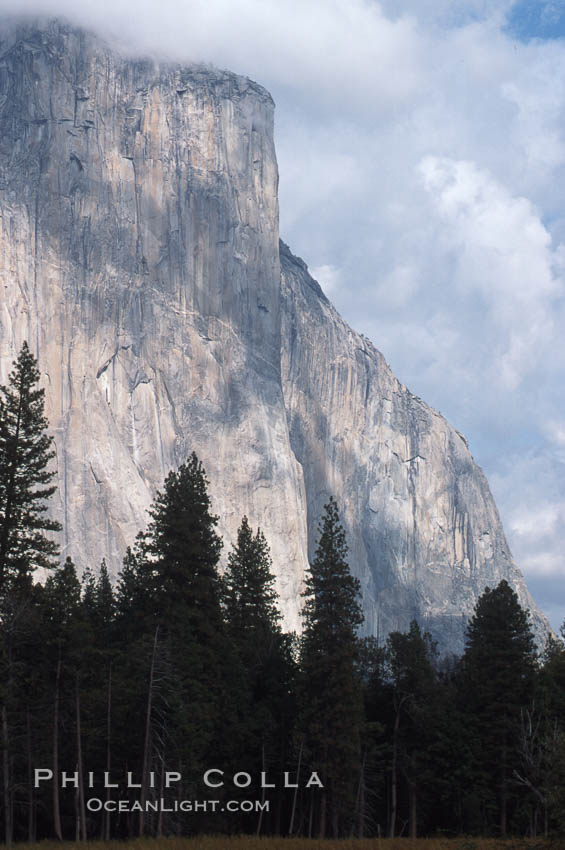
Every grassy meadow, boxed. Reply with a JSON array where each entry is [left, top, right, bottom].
[[8, 836, 561, 850]]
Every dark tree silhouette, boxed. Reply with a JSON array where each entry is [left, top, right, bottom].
[[0, 342, 60, 592]]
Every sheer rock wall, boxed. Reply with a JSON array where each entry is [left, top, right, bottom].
[[0, 20, 549, 649]]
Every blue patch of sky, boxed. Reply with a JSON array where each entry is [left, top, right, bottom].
[[506, 0, 565, 42]]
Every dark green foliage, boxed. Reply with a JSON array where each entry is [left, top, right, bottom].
[[0, 344, 62, 841], [223, 516, 280, 641], [0, 342, 60, 592], [299, 497, 364, 837], [96, 559, 115, 627], [112, 454, 248, 833], [144, 452, 223, 625], [534, 633, 565, 834], [43, 556, 82, 633], [222, 517, 297, 832], [115, 543, 154, 635], [385, 621, 439, 837], [301, 498, 364, 643], [459, 579, 538, 835]]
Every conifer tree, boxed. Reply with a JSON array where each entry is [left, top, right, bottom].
[[299, 497, 364, 838], [117, 453, 246, 826], [386, 620, 438, 838], [81, 565, 97, 619], [95, 559, 115, 628], [115, 543, 154, 637], [40, 557, 85, 840], [460, 579, 537, 836], [0, 343, 61, 841], [0, 342, 60, 592], [83, 559, 115, 637], [223, 517, 296, 830], [144, 452, 223, 628], [223, 516, 280, 642]]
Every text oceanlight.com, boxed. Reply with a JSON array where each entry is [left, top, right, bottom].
[[86, 799, 269, 813]]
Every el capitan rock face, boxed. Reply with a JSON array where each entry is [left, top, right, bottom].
[[280, 242, 544, 647], [0, 19, 549, 650]]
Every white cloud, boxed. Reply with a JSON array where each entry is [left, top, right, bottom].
[[419, 156, 563, 389], [509, 503, 564, 543], [309, 264, 343, 298], [0, 0, 427, 112], [490, 451, 565, 627], [520, 552, 564, 578], [543, 419, 565, 448]]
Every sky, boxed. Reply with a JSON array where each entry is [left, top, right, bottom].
[[1, 0, 565, 632]]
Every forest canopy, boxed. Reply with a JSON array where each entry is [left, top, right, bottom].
[[1, 344, 564, 842]]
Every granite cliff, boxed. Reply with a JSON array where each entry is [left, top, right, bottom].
[[0, 19, 549, 650]]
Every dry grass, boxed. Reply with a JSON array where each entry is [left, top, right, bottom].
[[11, 837, 560, 850]]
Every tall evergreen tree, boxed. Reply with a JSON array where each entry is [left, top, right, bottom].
[[299, 497, 364, 838], [386, 621, 438, 838], [223, 516, 280, 641], [223, 517, 297, 832], [95, 559, 115, 629], [115, 453, 246, 831], [0, 342, 60, 592], [0, 343, 61, 842], [39, 557, 86, 841], [459, 579, 537, 836], [144, 452, 223, 628]]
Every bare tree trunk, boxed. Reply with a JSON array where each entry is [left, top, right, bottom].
[[256, 742, 266, 836], [331, 801, 338, 837], [0, 398, 22, 585], [319, 788, 326, 838], [500, 731, 507, 838], [139, 625, 159, 838], [2, 704, 12, 845], [26, 707, 35, 842], [156, 750, 165, 838], [389, 704, 401, 838], [74, 784, 80, 842], [53, 656, 62, 841], [103, 664, 112, 841], [408, 781, 417, 838], [75, 675, 87, 841], [544, 805, 548, 838], [288, 741, 302, 835], [356, 751, 366, 838]]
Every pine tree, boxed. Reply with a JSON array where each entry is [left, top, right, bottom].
[[39, 556, 85, 841], [115, 543, 154, 637], [223, 516, 280, 647], [459, 579, 537, 836], [386, 621, 438, 838], [83, 559, 115, 637], [95, 559, 115, 629], [299, 497, 364, 838], [222, 517, 296, 832], [0, 342, 60, 592], [144, 452, 223, 628], [76, 560, 117, 841], [115, 453, 246, 831], [0, 343, 61, 840], [81, 565, 97, 619]]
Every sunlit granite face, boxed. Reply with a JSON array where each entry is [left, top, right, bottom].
[[0, 19, 550, 651]]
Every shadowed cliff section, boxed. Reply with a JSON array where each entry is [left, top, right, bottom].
[[0, 18, 551, 651], [279, 240, 550, 648]]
